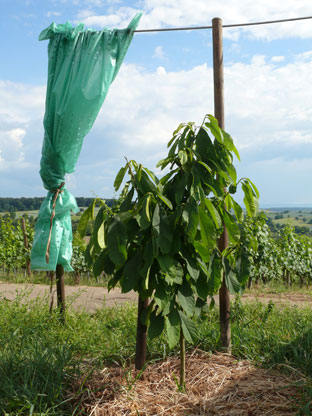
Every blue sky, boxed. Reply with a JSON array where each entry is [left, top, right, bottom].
[[1, 0, 312, 207]]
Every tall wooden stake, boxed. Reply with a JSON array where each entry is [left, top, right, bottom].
[[21, 217, 31, 277], [56, 264, 66, 323], [135, 296, 148, 370], [212, 17, 231, 352]]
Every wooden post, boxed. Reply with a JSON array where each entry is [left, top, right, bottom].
[[56, 264, 66, 323], [135, 296, 148, 370], [212, 17, 231, 352], [21, 217, 31, 276], [179, 328, 186, 391]]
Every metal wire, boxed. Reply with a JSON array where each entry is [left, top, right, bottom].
[[134, 15, 312, 33]]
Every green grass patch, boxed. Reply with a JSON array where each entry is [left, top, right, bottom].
[[1, 292, 312, 414], [245, 280, 312, 297], [0, 272, 109, 287]]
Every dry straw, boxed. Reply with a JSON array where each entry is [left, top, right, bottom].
[[69, 350, 308, 415]]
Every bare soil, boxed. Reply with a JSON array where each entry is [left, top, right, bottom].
[[0, 282, 311, 312], [0, 282, 137, 312]]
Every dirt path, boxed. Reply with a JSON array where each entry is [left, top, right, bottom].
[[0, 282, 138, 313], [0, 282, 311, 312]]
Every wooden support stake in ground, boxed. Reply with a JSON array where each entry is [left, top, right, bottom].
[[135, 296, 148, 370], [212, 17, 231, 352], [21, 217, 31, 277], [56, 264, 66, 323]]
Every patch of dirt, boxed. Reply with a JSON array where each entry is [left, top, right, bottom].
[[1, 283, 311, 312], [242, 291, 312, 307], [69, 351, 307, 415], [0, 282, 137, 312]]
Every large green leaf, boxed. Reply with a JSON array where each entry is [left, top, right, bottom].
[[107, 219, 127, 266], [77, 204, 93, 238], [119, 186, 134, 211], [198, 206, 216, 249], [165, 309, 180, 349], [194, 272, 209, 299], [148, 311, 165, 339], [195, 127, 217, 167], [225, 271, 242, 294], [114, 166, 127, 191], [154, 285, 173, 315], [136, 170, 157, 195], [208, 251, 222, 294], [231, 198, 244, 223], [174, 174, 187, 205], [205, 115, 224, 144], [179, 311, 198, 343], [157, 254, 174, 273], [157, 193, 173, 210], [165, 262, 183, 285], [242, 181, 259, 217], [223, 131, 240, 160], [183, 198, 199, 241], [205, 199, 222, 229], [236, 246, 250, 285], [159, 214, 173, 254], [121, 250, 143, 293], [177, 279, 196, 317], [93, 206, 106, 250], [152, 204, 160, 233], [223, 211, 240, 244], [223, 257, 242, 294], [227, 164, 237, 184], [93, 251, 107, 278], [181, 246, 200, 280], [194, 241, 211, 263], [178, 150, 188, 165]]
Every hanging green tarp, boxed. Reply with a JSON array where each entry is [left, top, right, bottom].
[[31, 13, 142, 271]]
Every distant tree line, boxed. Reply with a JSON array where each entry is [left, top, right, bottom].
[[0, 197, 115, 212], [265, 215, 312, 236]]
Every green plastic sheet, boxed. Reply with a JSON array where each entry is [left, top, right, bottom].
[[31, 13, 142, 271]]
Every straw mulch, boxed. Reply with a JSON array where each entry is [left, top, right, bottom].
[[70, 350, 308, 416]]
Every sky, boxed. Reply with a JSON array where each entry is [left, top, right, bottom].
[[0, 1, 312, 207]]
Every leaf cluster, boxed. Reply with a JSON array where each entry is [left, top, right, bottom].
[[79, 115, 259, 348]]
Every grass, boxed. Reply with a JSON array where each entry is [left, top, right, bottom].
[[245, 280, 312, 297], [1, 291, 312, 414], [0, 272, 109, 287]]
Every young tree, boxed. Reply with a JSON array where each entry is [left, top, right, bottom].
[[79, 115, 258, 387]]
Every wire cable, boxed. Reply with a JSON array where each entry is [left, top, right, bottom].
[[134, 15, 312, 33]]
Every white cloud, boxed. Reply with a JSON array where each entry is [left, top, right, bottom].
[[271, 56, 285, 62], [46, 11, 61, 17], [91, 49, 312, 154], [156, 66, 166, 75], [0, 128, 27, 170], [0, 81, 45, 124], [1, 40, 312, 202], [153, 45, 165, 59], [76, 0, 312, 39]]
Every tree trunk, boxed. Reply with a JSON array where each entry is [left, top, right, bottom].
[[135, 296, 148, 370], [180, 327, 186, 392], [56, 264, 66, 323], [286, 270, 291, 287], [74, 271, 80, 285]]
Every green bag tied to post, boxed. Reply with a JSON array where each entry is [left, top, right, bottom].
[[31, 13, 142, 271]]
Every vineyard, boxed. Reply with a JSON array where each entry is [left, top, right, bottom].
[[0, 214, 91, 282], [1, 210, 311, 289]]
